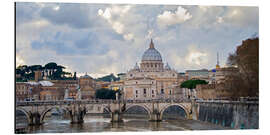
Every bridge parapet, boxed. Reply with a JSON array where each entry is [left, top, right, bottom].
[[16, 99, 192, 106], [195, 99, 258, 104]]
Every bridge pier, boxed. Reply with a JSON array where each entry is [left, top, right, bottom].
[[29, 112, 41, 125], [191, 99, 199, 120], [149, 109, 162, 122], [70, 105, 86, 124], [111, 111, 123, 123]]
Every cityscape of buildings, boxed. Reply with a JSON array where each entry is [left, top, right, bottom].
[[16, 39, 239, 102]]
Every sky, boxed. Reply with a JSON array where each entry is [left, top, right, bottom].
[[16, 2, 258, 78]]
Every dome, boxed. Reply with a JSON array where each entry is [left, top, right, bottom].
[[141, 39, 162, 61]]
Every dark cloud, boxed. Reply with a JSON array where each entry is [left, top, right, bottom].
[[40, 3, 104, 29], [16, 3, 40, 25]]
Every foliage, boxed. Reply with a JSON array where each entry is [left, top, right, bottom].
[[226, 37, 259, 97], [16, 62, 73, 81], [95, 88, 118, 99], [180, 79, 208, 89], [73, 72, 77, 80]]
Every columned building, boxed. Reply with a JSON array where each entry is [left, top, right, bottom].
[[123, 39, 181, 100]]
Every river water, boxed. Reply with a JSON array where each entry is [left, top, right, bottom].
[[16, 114, 229, 133]]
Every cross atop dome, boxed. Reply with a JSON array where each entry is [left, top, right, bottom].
[[149, 38, 154, 49]]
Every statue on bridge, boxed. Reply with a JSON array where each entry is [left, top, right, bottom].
[[76, 86, 82, 100]]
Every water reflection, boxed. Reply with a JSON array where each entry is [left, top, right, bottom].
[[16, 114, 229, 133]]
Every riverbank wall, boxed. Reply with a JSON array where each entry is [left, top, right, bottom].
[[196, 101, 258, 129]]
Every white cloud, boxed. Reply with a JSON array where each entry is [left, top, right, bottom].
[[216, 17, 224, 23], [198, 6, 211, 12], [157, 6, 192, 27], [16, 54, 25, 67], [53, 6, 60, 11], [98, 5, 135, 40], [185, 46, 208, 66], [146, 29, 154, 39], [112, 21, 124, 34], [123, 33, 134, 40]]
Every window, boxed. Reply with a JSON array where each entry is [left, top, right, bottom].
[[130, 74, 133, 77], [136, 90, 138, 94], [169, 90, 172, 95], [152, 90, 154, 94], [143, 89, 146, 94], [161, 89, 164, 94]]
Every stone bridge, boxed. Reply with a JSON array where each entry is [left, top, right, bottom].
[[16, 99, 197, 125]]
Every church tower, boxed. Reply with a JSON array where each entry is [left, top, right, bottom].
[[216, 52, 220, 69]]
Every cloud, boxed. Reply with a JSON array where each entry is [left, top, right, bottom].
[[157, 6, 192, 27], [98, 5, 135, 41], [222, 7, 258, 27], [16, 3, 258, 75], [16, 54, 25, 67], [40, 3, 104, 29], [216, 17, 224, 24], [185, 45, 208, 67]]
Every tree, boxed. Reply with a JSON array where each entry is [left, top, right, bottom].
[[95, 88, 117, 99], [44, 62, 58, 69], [73, 72, 77, 80], [226, 37, 259, 97], [180, 79, 208, 89]]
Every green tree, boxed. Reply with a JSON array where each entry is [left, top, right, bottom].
[[44, 62, 58, 69], [95, 88, 117, 99], [180, 79, 208, 89], [73, 72, 77, 80]]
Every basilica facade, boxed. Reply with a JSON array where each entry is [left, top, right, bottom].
[[123, 39, 183, 100]]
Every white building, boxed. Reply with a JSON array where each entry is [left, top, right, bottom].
[[123, 39, 181, 100]]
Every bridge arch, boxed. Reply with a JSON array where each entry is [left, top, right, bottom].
[[160, 104, 189, 120], [16, 108, 31, 125], [40, 106, 71, 124], [124, 104, 151, 115]]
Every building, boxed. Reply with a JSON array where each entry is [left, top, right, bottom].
[[40, 86, 64, 100], [16, 82, 40, 101], [79, 74, 96, 99], [185, 69, 209, 80], [215, 67, 239, 83], [117, 73, 126, 81], [123, 39, 181, 100], [196, 83, 231, 99], [109, 81, 124, 91], [34, 70, 43, 82]]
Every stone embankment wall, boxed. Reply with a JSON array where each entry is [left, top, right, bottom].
[[196, 101, 258, 129]]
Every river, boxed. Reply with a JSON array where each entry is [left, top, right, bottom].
[[15, 113, 229, 133]]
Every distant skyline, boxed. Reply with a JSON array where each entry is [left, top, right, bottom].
[[16, 3, 258, 78]]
